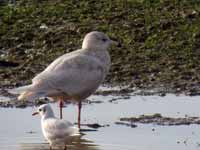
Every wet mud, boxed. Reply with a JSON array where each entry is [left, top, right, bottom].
[[80, 123, 110, 129], [119, 113, 200, 126]]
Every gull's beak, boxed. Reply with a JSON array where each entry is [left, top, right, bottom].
[[110, 40, 117, 45], [110, 40, 122, 47], [32, 111, 39, 116]]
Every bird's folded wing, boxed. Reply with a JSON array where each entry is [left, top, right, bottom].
[[44, 119, 78, 139], [32, 53, 105, 96]]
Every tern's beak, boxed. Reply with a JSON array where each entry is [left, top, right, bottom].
[[32, 111, 39, 116]]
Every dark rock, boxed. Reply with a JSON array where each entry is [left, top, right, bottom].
[[0, 60, 19, 67]]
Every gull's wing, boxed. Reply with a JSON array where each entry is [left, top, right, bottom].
[[31, 50, 106, 98], [43, 119, 79, 139]]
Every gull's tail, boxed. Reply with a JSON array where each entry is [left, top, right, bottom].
[[8, 84, 45, 101], [8, 85, 33, 94]]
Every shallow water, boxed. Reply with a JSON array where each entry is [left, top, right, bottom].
[[1, 94, 200, 150]]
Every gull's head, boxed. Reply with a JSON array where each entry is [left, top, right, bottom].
[[82, 31, 117, 51], [32, 104, 54, 118]]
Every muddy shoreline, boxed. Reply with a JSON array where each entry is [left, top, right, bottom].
[[118, 113, 200, 127], [0, 83, 199, 108]]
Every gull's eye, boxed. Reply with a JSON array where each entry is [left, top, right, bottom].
[[102, 38, 107, 42], [39, 108, 42, 112]]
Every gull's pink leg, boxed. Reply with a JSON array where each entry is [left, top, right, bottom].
[[59, 100, 64, 119], [78, 101, 82, 128], [64, 145, 67, 150]]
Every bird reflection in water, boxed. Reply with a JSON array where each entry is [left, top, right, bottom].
[[20, 135, 100, 150]]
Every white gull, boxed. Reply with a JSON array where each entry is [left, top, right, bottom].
[[9, 31, 117, 128], [32, 104, 80, 149]]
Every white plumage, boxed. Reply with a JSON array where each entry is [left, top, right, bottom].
[[32, 104, 79, 148], [9, 31, 116, 127]]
